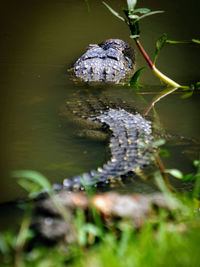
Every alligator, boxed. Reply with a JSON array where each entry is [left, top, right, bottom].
[[58, 38, 199, 191], [55, 38, 153, 190], [72, 39, 135, 84], [32, 39, 199, 242], [53, 108, 153, 191], [33, 108, 154, 242]]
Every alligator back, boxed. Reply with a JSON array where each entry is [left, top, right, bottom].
[[54, 108, 153, 191], [72, 39, 135, 84]]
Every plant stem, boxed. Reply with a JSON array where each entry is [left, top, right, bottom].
[[152, 66, 180, 88], [135, 39, 190, 89], [135, 39, 153, 68], [154, 152, 171, 192], [143, 87, 178, 116], [14, 213, 31, 267]]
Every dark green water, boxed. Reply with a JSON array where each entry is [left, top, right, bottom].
[[0, 0, 199, 214]]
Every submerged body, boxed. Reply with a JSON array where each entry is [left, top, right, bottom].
[[34, 105, 154, 241], [54, 108, 153, 191], [72, 39, 135, 84]]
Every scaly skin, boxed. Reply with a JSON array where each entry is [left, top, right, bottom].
[[73, 39, 135, 84], [53, 108, 153, 191]]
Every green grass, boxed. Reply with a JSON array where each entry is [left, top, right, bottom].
[[74, 224, 200, 267], [0, 160, 199, 267], [0, 193, 200, 267]]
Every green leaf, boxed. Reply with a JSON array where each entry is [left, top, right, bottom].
[[18, 179, 41, 195], [129, 67, 145, 86], [153, 173, 167, 194], [181, 91, 193, 99], [156, 33, 167, 53], [158, 149, 170, 158], [129, 14, 140, 19], [165, 169, 183, 179], [84, 223, 101, 236], [0, 234, 9, 255], [193, 173, 200, 198], [166, 40, 189, 44], [102, 2, 125, 21], [153, 171, 179, 208], [78, 229, 87, 246], [154, 33, 167, 64], [135, 10, 164, 22], [192, 39, 200, 44], [166, 39, 200, 44], [182, 174, 195, 182], [195, 82, 200, 90], [127, 0, 137, 11], [133, 8, 150, 14], [152, 139, 166, 147], [12, 170, 51, 191], [193, 160, 200, 168]]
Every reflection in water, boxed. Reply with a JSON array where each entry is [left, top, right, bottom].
[[0, 0, 200, 208]]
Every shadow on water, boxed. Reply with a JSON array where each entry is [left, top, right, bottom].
[[0, 0, 200, 228]]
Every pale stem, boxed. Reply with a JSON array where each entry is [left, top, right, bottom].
[[135, 39, 190, 89]]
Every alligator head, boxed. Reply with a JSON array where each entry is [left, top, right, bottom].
[[72, 39, 135, 84]]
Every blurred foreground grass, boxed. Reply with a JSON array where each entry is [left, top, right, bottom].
[[0, 193, 199, 267], [0, 161, 200, 267]]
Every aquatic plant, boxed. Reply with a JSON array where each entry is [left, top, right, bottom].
[[103, 0, 199, 90]]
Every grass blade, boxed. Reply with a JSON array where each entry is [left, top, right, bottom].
[[12, 170, 51, 191]]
